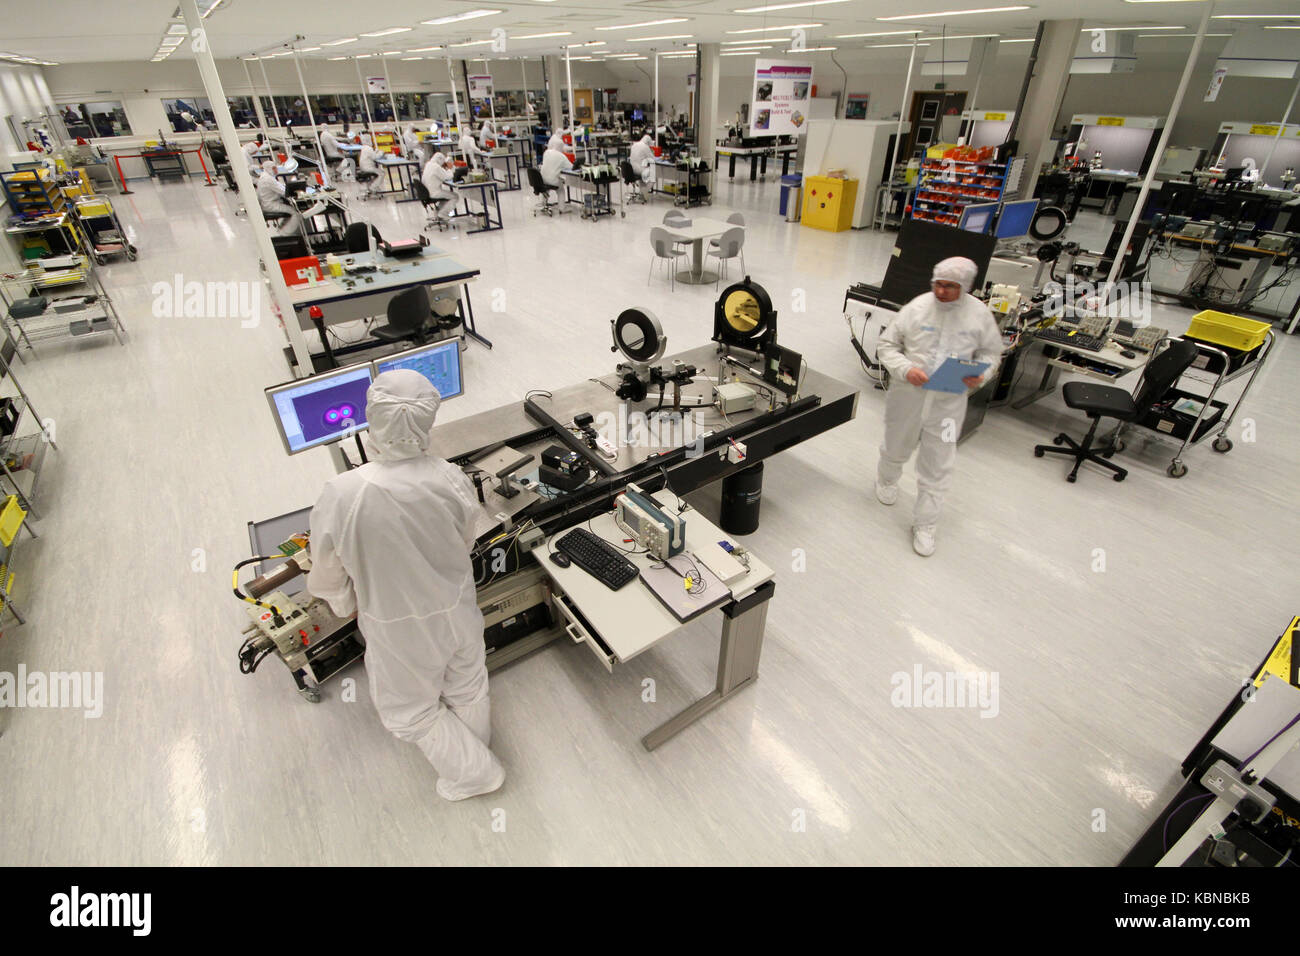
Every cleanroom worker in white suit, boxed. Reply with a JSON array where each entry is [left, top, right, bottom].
[[307, 370, 505, 801], [874, 256, 1002, 557]]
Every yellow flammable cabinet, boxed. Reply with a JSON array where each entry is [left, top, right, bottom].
[[801, 176, 858, 232]]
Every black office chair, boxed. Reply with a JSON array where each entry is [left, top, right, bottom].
[[356, 166, 380, 200], [620, 159, 647, 204], [526, 166, 558, 217], [412, 181, 450, 232], [1034, 338, 1201, 483], [344, 221, 382, 253], [372, 285, 431, 346]]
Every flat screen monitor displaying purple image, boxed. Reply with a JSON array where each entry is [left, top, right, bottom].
[[265, 364, 373, 455]]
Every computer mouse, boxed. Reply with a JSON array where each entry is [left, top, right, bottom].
[[550, 552, 571, 568], [1121, 349, 1137, 359]]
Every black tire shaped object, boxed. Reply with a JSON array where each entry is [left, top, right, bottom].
[[1029, 205, 1068, 242]]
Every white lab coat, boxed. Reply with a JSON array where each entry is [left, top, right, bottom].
[[308, 371, 504, 800], [256, 168, 300, 236], [875, 291, 1003, 529], [478, 121, 495, 148], [421, 158, 457, 218], [539, 147, 572, 188], [319, 129, 343, 161], [629, 137, 656, 184], [403, 129, 421, 160], [358, 145, 380, 175], [459, 132, 484, 168], [243, 140, 263, 172]]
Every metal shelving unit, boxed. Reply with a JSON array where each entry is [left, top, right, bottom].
[[0, 331, 57, 525], [0, 258, 127, 354]]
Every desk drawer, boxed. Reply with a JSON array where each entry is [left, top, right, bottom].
[[553, 592, 616, 673]]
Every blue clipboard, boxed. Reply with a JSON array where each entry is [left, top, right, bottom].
[[923, 357, 990, 394]]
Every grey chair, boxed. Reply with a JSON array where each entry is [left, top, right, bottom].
[[710, 212, 745, 251], [706, 226, 745, 286], [648, 226, 688, 290], [662, 211, 692, 252]]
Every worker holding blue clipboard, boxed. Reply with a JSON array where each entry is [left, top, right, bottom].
[[872, 257, 1003, 557]]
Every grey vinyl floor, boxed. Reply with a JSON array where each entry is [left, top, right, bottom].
[[0, 166, 1295, 866]]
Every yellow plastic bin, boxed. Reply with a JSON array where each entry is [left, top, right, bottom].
[[1186, 311, 1271, 352], [802, 176, 858, 232]]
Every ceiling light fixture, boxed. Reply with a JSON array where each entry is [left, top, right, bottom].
[[879, 6, 1030, 20], [726, 23, 824, 33], [595, 19, 689, 30], [868, 41, 933, 47], [450, 39, 495, 47], [834, 30, 921, 38], [627, 34, 694, 42], [321, 37, 358, 46], [734, 0, 848, 12], [1212, 13, 1300, 18], [407, 46, 443, 52], [298, 46, 320, 52], [167, 23, 188, 35], [515, 31, 573, 39], [361, 27, 412, 37], [422, 10, 502, 26], [785, 45, 837, 51]]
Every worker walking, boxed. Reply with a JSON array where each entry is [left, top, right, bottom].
[[308, 371, 505, 802], [874, 257, 1002, 557]]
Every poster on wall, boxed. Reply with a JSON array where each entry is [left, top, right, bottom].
[[750, 60, 813, 137], [468, 75, 494, 101], [845, 93, 870, 120], [366, 76, 387, 94]]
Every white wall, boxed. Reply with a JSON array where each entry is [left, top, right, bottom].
[[0, 62, 57, 157]]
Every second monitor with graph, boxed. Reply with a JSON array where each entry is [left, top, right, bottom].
[[372, 338, 464, 402]]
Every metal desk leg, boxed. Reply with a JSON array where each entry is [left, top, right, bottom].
[[642, 580, 774, 751], [749, 155, 759, 182], [729, 153, 737, 179], [460, 283, 492, 349], [760, 153, 768, 180], [782, 152, 792, 176]]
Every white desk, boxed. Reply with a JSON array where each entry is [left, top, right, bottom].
[[284, 248, 490, 354], [531, 506, 775, 750], [660, 217, 742, 285], [1010, 334, 1149, 409]]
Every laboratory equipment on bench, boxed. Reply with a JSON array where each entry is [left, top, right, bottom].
[[614, 482, 685, 561], [232, 532, 364, 703], [609, 307, 700, 411], [552, 527, 641, 590]]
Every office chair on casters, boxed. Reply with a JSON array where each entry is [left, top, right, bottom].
[[412, 181, 450, 232], [356, 167, 380, 200], [620, 160, 647, 205], [526, 167, 559, 217], [372, 286, 432, 346], [344, 222, 383, 253], [1033, 338, 1201, 483]]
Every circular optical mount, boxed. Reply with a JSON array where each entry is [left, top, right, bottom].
[[714, 277, 776, 353], [1029, 206, 1068, 242], [612, 308, 666, 365]]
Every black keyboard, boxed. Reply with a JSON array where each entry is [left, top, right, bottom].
[[1035, 325, 1107, 352], [555, 528, 640, 590]]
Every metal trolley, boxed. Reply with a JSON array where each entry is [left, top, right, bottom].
[[70, 195, 137, 265], [1111, 330, 1276, 478]]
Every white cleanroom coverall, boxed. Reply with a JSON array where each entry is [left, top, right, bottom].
[[629, 135, 656, 184], [875, 260, 1003, 530], [459, 132, 485, 169], [540, 147, 573, 188], [308, 370, 505, 801], [421, 153, 457, 219]]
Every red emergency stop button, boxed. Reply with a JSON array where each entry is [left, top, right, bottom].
[[299, 629, 309, 646]]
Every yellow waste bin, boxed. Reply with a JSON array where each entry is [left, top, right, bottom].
[[801, 176, 858, 232]]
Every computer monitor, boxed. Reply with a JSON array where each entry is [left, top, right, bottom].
[[958, 202, 998, 234], [632, 108, 644, 121], [994, 199, 1040, 239], [372, 338, 464, 402], [266, 364, 374, 455]]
